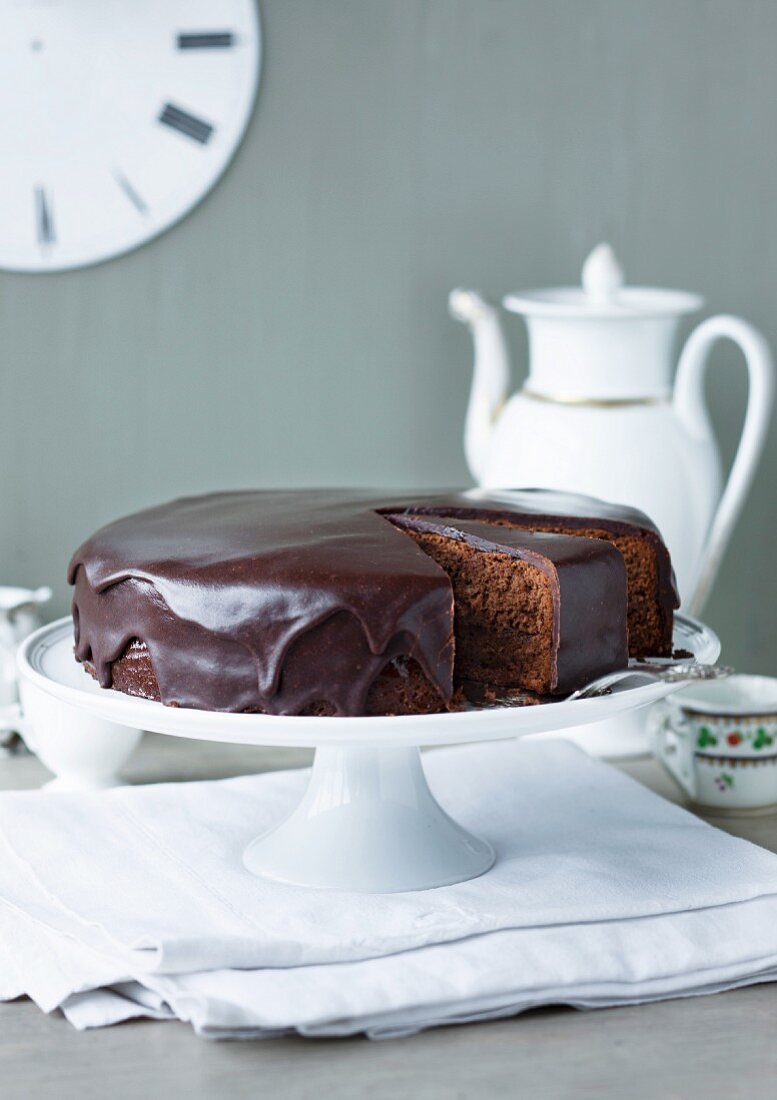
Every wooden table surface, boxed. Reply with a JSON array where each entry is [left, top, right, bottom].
[[1, 735, 776, 1100]]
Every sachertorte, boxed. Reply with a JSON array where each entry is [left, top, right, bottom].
[[68, 489, 678, 716]]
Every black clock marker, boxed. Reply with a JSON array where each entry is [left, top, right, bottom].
[[34, 187, 55, 246], [113, 170, 148, 215], [158, 102, 214, 145], [177, 32, 235, 49]]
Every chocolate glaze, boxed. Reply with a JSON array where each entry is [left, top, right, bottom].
[[68, 488, 677, 715], [388, 516, 629, 694]]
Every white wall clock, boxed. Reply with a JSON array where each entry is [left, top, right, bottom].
[[0, 1, 261, 273]]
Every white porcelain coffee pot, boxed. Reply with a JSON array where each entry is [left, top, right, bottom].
[[450, 245, 774, 612]]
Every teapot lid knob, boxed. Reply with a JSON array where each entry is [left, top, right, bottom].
[[581, 243, 624, 305]]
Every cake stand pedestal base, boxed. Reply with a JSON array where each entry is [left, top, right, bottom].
[[242, 745, 495, 893]]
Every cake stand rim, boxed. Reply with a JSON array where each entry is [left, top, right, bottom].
[[17, 616, 721, 749]]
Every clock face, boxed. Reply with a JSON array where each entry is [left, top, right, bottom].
[[0, 1, 261, 272]]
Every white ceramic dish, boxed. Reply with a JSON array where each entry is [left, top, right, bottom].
[[18, 615, 719, 893]]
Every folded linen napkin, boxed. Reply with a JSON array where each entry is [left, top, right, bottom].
[[1, 740, 777, 1038], [1, 741, 776, 974]]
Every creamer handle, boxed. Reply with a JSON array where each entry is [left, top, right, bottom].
[[648, 701, 697, 800], [675, 315, 774, 616]]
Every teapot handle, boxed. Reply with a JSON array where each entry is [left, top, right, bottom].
[[675, 315, 774, 616]]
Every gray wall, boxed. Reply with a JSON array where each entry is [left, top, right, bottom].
[[1, 0, 775, 672]]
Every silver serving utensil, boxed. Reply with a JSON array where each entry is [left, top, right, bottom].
[[567, 661, 733, 701]]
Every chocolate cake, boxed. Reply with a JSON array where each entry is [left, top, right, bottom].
[[68, 489, 678, 717]]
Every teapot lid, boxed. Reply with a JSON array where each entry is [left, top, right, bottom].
[[503, 244, 703, 320]]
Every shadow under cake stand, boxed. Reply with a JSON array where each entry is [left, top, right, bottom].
[[18, 616, 719, 894]]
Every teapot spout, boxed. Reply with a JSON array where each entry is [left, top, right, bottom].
[[449, 290, 510, 484]]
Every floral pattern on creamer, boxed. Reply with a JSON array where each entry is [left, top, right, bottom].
[[696, 724, 774, 751]]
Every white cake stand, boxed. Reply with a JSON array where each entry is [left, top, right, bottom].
[[18, 615, 720, 893]]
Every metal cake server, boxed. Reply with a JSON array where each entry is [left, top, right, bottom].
[[568, 661, 733, 701]]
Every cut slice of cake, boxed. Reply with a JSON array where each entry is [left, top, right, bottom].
[[395, 490, 676, 658], [387, 515, 628, 696]]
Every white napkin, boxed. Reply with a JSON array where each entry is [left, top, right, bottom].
[[1, 740, 777, 1038]]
